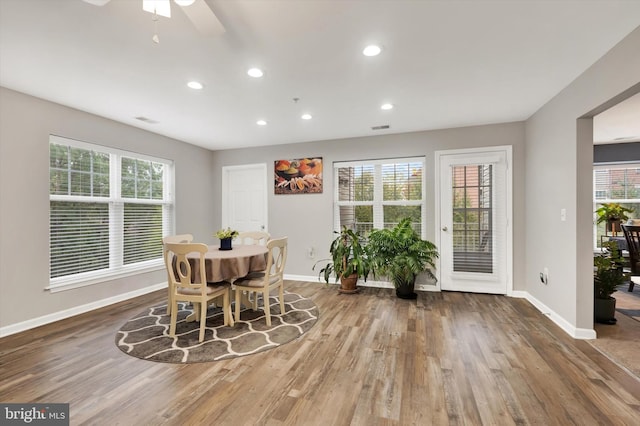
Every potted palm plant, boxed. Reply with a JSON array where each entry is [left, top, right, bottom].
[[367, 218, 439, 299], [313, 226, 370, 294], [594, 240, 628, 324], [596, 203, 634, 236]]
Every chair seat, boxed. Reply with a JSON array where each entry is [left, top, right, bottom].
[[235, 274, 279, 288], [177, 282, 228, 296]]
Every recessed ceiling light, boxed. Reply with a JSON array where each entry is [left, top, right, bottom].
[[381, 103, 394, 110], [174, 0, 196, 6], [187, 81, 203, 90], [301, 113, 312, 120], [247, 68, 264, 78], [256, 120, 267, 126], [363, 45, 382, 56]]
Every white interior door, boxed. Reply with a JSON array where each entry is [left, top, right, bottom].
[[222, 163, 268, 233], [436, 147, 512, 294]]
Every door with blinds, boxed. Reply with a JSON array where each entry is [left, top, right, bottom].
[[436, 147, 512, 294]]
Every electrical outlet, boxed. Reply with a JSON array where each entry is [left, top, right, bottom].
[[307, 247, 315, 259], [540, 267, 549, 285]]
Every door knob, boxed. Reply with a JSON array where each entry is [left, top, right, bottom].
[[442, 226, 448, 232]]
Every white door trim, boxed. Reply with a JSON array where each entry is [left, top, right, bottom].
[[434, 146, 513, 295], [221, 163, 269, 231]]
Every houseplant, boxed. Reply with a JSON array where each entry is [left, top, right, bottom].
[[215, 227, 239, 250], [594, 240, 628, 324], [313, 226, 370, 294], [596, 203, 634, 236], [367, 218, 439, 299]]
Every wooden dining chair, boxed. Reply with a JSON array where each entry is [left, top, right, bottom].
[[233, 236, 287, 326], [166, 242, 234, 342], [621, 224, 640, 292], [162, 234, 193, 315], [236, 231, 271, 246]]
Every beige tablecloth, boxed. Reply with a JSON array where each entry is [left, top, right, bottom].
[[187, 244, 268, 283]]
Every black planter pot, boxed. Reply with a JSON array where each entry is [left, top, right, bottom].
[[219, 237, 233, 251], [594, 296, 617, 324], [395, 280, 417, 299]]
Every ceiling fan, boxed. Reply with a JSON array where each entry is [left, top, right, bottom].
[[82, 0, 226, 39]]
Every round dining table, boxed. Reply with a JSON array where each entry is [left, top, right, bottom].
[[187, 244, 268, 283]]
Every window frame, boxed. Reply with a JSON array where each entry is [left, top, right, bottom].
[[333, 156, 426, 238], [593, 162, 640, 249], [48, 135, 175, 292]]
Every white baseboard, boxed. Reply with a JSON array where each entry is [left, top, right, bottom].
[[0, 282, 167, 338], [523, 292, 596, 340], [284, 274, 438, 292], [284, 274, 324, 283]]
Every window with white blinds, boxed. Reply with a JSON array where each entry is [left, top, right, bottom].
[[334, 157, 425, 237], [593, 163, 640, 248], [49, 135, 174, 290]]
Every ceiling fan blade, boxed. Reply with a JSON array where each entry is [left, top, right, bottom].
[[81, 0, 112, 6], [180, 0, 226, 37]]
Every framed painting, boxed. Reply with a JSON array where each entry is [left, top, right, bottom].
[[274, 157, 323, 194]]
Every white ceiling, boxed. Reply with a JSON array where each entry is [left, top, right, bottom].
[[1, 0, 639, 151], [594, 92, 640, 144]]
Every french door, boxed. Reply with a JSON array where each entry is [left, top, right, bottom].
[[435, 147, 512, 294]]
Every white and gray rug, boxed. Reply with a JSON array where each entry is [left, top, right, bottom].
[[115, 292, 318, 363]]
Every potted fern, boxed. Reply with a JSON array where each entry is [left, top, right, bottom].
[[313, 226, 370, 294], [367, 218, 439, 299]]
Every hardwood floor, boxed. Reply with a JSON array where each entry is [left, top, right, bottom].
[[1, 281, 640, 425]]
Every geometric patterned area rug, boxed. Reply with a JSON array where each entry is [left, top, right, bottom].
[[115, 292, 318, 363]]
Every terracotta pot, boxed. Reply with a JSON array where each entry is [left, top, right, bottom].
[[607, 219, 622, 236], [339, 273, 359, 294]]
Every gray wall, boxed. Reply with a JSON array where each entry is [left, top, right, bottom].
[[525, 26, 640, 332], [0, 87, 216, 329], [210, 122, 526, 287]]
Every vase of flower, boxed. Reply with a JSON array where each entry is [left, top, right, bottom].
[[215, 227, 239, 251]]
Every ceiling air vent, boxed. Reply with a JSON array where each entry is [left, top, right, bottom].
[[371, 125, 390, 130], [135, 116, 159, 124]]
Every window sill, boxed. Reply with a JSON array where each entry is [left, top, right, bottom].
[[46, 261, 165, 293]]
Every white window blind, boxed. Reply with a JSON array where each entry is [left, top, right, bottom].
[[49, 135, 174, 290], [451, 164, 493, 274], [334, 157, 425, 237]]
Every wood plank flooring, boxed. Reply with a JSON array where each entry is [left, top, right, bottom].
[[1, 281, 640, 425]]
